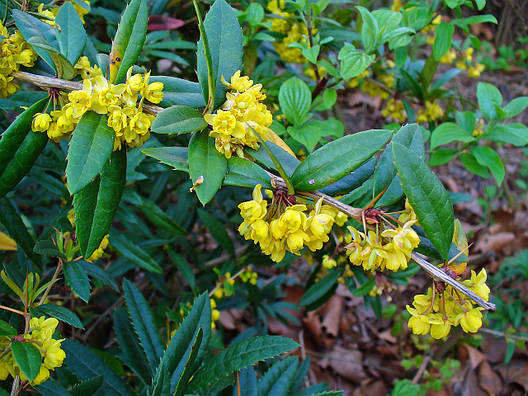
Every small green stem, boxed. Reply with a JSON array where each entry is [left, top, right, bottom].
[[193, 0, 215, 113]]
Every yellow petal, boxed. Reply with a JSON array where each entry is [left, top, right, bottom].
[[0, 232, 16, 251]]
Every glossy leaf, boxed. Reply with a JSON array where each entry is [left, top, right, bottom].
[[338, 44, 375, 80], [172, 327, 203, 396], [258, 356, 298, 396], [320, 158, 376, 196], [224, 156, 271, 188], [291, 129, 391, 191], [188, 131, 227, 205], [247, 141, 300, 176], [38, 304, 84, 329], [64, 260, 91, 302], [430, 122, 475, 149], [471, 146, 504, 186], [111, 234, 162, 274], [152, 105, 207, 134], [123, 279, 163, 373], [503, 97, 528, 119], [141, 146, 188, 172], [55, 2, 87, 65], [197, 0, 243, 108], [484, 123, 528, 146], [288, 118, 344, 152], [0, 320, 16, 337], [150, 76, 205, 108], [300, 270, 339, 307], [110, 0, 148, 83], [66, 112, 115, 195], [74, 149, 126, 258], [278, 77, 311, 126], [393, 143, 454, 259], [138, 197, 187, 235], [11, 341, 41, 382]]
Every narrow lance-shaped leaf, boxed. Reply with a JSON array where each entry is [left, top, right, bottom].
[[74, 148, 126, 258], [63, 260, 91, 303], [392, 143, 454, 259], [109, 0, 148, 83]]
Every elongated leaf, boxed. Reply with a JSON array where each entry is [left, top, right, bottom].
[[278, 78, 311, 126], [471, 146, 504, 186], [291, 129, 391, 191], [172, 327, 203, 396], [300, 270, 340, 307], [111, 234, 162, 274], [320, 158, 375, 196], [74, 149, 126, 258], [503, 97, 528, 119], [163, 293, 211, 394], [138, 197, 187, 235], [150, 76, 205, 108], [79, 260, 118, 291], [287, 118, 344, 152], [141, 146, 188, 172], [63, 260, 91, 302], [196, 0, 243, 108], [11, 341, 41, 382], [433, 22, 454, 60], [198, 209, 234, 254], [110, 0, 148, 83], [224, 157, 271, 188], [0, 320, 16, 337], [123, 279, 163, 371], [63, 339, 132, 396], [55, 2, 87, 65], [477, 82, 502, 121], [0, 198, 40, 265], [70, 376, 104, 396], [236, 367, 258, 396], [258, 356, 298, 396], [483, 123, 528, 147], [430, 122, 475, 149], [357, 6, 379, 52], [66, 112, 115, 194], [188, 131, 227, 205], [113, 308, 151, 384], [149, 363, 170, 396], [168, 250, 196, 288], [338, 44, 375, 80], [152, 105, 207, 134], [189, 336, 299, 391], [34, 380, 70, 396], [246, 141, 300, 177], [393, 143, 454, 259], [38, 304, 84, 329]]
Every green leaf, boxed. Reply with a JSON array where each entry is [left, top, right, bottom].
[[502, 97, 528, 119], [12, 10, 58, 71], [55, 1, 87, 65], [63, 260, 91, 303], [246, 142, 300, 176], [28, 36, 76, 79], [352, 277, 375, 296], [224, 157, 271, 188], [484, 123, 528, 146], [74, 149, 126, 258], [163, 293, 211, 394], [471, 146, 504, 186], [66, 112, 115, 195], [477, 82, 503, 121], [430, 122, 475, 149], [393, 143, 454, 259], [288, 118, 344, 152], [141, 146, 188, 172], [356, 6, 379, 53], [63, 339, 132, 396], [452, 14, 497, 30], [300, 270, 339, 307], [291, 129, 391, 191], [11, 341, 41, 382], [0, 97, 49, 198], [168, 250, 196, 288], [188, 336, 299, 391], [110, 0, 148, 83], [278, 77, 311, 126], [123, 279, 163, 371], [428, 148, 458, 166], [70, 376, 104, 396], [198, 209, 234, 254], [460, 152, 490, 179], [150, 76, 205, 108], [172, 327, 203, 396], [258, 356, 298, 396], [149, 362, 170, 396], [79, 260, 118, 291], [197, 0, 243, 108], [138, 197, 187, 235], [188, 131, 227, 205], [38, 304, 84, 329], [151, 105, 207, 134], [0, 319, 16, 337], [113, 308, 151, 385], [320, 158, 376, 196], [338, 44, 375, 80], [0, 198, 40, 265], [385, 27, 415, 50], [111, 234, 163, 274], [247, 3, 265, 25], [433, 22, 454, 60]]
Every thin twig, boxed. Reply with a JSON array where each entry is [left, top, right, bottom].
[[412, 352, 431, 384], [480, 327, 528, 342]]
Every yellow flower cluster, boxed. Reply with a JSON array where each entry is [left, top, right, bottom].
[[267, 0, 310, 63], [439, 48, 457, 64], [0, 22, 37, 98], [391, 0, 403, 12], [205, 71, 272, 158], [210, 298, 220, 329], [407, 269, 490, 338], [304, 65, 327, 81], [417, 100, 444, 123], [239, 266, 258, 285], [348, 70, 370, 88], [238, 185, 347, 262], [361, 79, 391, 100], [398, 199, 418, 224], [32, 57, 163, 150], [345, 220, 420, 272], [0, 317, 65, 385], [423, 15, 442, 44], [473, 118, 485, 137], [455, 48, 485, 78], [38, 1, 90, 24], [381, 98, 406, 123]]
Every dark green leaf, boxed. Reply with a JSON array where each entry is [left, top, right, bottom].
[[79, 260, 118, 291], [246, 142, 300, 176], [393, 143, 454, 259], [198, 209, 234, 254], [224, 157, 271, 188], [66, 112, 115, 195], [138, 197, 187, 235], [150, 77, 205, 108], [287, 118, 344, 152], [291, 129, 391, 191], [173, 327, 203, 396], [188, 131, 227, 205], [258, 356, 298, 396], [152, 105, 207, 134], [111, 234, 162, 274], [70, 376, 104, 396], [0, 319, 16, 337], [300, 270, 339, 307], [320, 158, 376, 196], [352, 277, 375, 296], [55, 2, 86, 65], [63, 260, 91, 302], [11, 341, 41, 382], [141, 146, 188, 172], [460, 152, 490, 179], [38, 304, 84, 329], [168, 250, 196, 288]]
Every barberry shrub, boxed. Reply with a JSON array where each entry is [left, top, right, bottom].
[[0, 0, 525, 394]]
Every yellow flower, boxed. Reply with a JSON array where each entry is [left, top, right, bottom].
[[463, 269, 490, 301], [32, 113, 52, 132], [439, 48, 456, 64], [223, 70, 253, 92], [468, 63, 485, 78], [458, 308, 483, 333], [429, 316, 451, 339], [143, 81, 164, 103]]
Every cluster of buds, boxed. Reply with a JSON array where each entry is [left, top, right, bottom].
[[238, 185, 347, 262], [407, 269, 490, 338], [266, 0, 311, 63], [31, 57, 163, 150], [381, 98, 407, 123], [205, 71, 272, 158], [0, 317, 66, 385], [0, 22, 37, 98], [416, 100, 445, 124]]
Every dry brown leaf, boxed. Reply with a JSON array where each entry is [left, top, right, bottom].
[[320, 346, 366, 382], [303, 310, 323, 345], [464, 345, 486, 369], [497, 360, 528, 391], [352, 379, 387, 396], [481, 334, 507, 364], [478, 360, 503, 395], [321, 295, 344, 338], [475, 232, 515, 253]]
